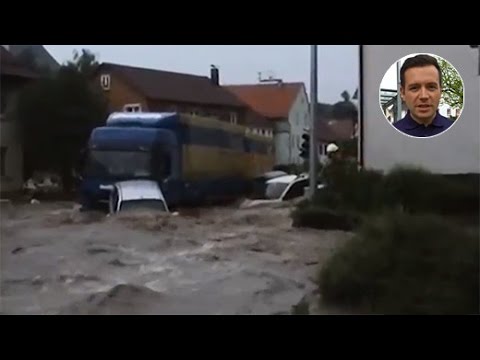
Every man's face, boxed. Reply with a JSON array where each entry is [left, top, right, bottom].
[[400, 65, 442, 124]]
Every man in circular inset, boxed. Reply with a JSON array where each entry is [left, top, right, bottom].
[[393, 54, 454, 137]]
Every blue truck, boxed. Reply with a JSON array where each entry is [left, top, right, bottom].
[[79, 112, 275, 210]]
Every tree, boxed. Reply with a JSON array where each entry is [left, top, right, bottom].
[[332, 90, 358, 123], [12, 49, 108, 192], [65, 48, 100, 78], [436, 56, 464, 111], [340, 90, 351, 102]]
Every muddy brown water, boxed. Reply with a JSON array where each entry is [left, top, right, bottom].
[[0, 202, 352, 315]]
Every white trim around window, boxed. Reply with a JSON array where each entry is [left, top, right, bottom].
[[123, 103, 142, 112]]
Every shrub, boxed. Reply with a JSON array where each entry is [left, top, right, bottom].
[[292, 204, 360, 231], [337, 168, 384, 213], [382, 166, 480, 216], [317, 211, 479, 315], [311, 165, 478, 217], [316, 164, 385, 213], [439, 174, 480, 216]]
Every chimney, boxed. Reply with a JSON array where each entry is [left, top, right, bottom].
[[210, 65, 219, 85]]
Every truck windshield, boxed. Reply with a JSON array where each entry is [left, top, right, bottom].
[[85, 150, 152, 178]]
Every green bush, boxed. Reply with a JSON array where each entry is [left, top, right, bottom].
[[337, 168, 384, 213], [291, 204, 360, 231], [313, 165, 479, 216], [383, 166, 479, 216], [316, 164, 384, 213], [318, 212, 479, 315], [440, 174, 480, 216]]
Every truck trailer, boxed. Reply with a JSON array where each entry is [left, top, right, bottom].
[[79, 112, 275, 209]]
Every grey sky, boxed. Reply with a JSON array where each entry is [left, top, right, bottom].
[[44, 45, 359, 104]]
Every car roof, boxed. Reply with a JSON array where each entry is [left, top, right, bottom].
[[256, 171, 288, 180], [115, 180, 165, 202], [266, 175, 298, 185]]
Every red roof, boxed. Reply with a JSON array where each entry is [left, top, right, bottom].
[[225, 82, 305, 119], [1, 46, 39, 78]]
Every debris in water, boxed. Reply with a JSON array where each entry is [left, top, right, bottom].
[[32, 276, 44, 286], [59, 284, 166, 315], [291, 296, 310, 315], [249, 246, 266, 253], [11, 247, 25, 255], [87, 248, 110, 255]]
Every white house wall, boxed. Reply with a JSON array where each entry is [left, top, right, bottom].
[[288, 87, 310, 165], [274, 120, 291, 165], [361, 45, 479, 174]]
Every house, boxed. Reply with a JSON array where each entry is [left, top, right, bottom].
[[225, 81, 310, 166], [1, 46, 40, 195], [315, 102, 358, 162], [92, 63, 249, 125], [5, 45, 60, 73]]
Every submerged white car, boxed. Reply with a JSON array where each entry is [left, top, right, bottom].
[[240, 174, 325, 209], [101, 180, 169, 214]]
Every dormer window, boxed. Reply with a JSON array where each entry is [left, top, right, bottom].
[[124, 103, 142, 112], [230, 112, 238, 125], [100, 74, 111, 90]]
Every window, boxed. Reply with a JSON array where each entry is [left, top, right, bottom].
[[100, 74, 111, 90], [0, 92, 7, 116], [230, 112, 238, 125], [85, 150, 152, 178], [119, 199, 167, 213], [1, 146, 7, 177], [283, 179, 308, 201], [319, 144, 327, 156], [110, 188, 120, 213], [190, 108, 200, 116], [124, 103, 142, 112]]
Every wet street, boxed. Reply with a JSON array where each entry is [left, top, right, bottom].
[[1, 201, 352, 315]]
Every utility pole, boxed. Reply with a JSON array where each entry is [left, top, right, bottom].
[[308, 45, 318, 200]]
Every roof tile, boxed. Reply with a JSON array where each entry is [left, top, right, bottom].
[[225, 82, 305, 119]]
